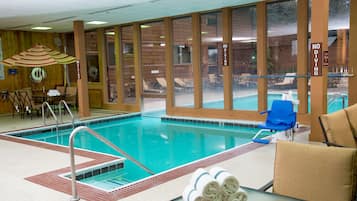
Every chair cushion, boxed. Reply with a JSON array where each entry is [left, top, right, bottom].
[[345, 103, 357, 140], [273, 141, 357, 201], [320, 110, 357, 148]]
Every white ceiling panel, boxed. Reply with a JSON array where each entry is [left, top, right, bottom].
[[0, 0, 261, 32]]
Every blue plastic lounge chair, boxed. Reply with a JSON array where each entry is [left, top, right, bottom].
[[252, 100, 296, 144]]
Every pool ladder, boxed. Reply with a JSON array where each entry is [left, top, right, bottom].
[[42, 100, 75, 136], [59, 100, 75, 128], [68, 126, 155, 201], [42, 102, 58, 134], [327, 93, 347, 109]]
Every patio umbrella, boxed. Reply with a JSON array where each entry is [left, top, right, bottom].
[[1, 44, 76, 67], [1, 44, 77, 84]]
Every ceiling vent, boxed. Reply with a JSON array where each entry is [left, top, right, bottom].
[[43, 16, 77, 24], [7, 24, 33, 29], [88, 5, 133, 15]]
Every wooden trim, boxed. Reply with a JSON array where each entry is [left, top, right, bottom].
[[171, 107, 265, 121], [97, 28, 108, 104], [310, 0, 329, 141], [257, 2, 267, 112], [297, 0, 308, 114], [114, 26, 124, 104], [133, 23, 142, 107], [102, 103, 141, 112], [349, 0, 357, 105], [222, 7, 233, 110], [336, 30, 347, 65], [192, 13, 202, 109], [86, 84, 102, 89], [73, 20, 90, 117], [164, 17, 174, 109]]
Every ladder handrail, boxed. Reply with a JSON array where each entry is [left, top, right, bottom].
[[42, 102, 58, 133], [69, 126, 154, 201], [59, 100, 74, 128], [327, 93, 347, 108]]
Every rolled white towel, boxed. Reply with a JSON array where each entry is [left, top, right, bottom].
[[209, 167, 239, 195], [226, 189, 248, 201], [191, 168, 221, 201], [183, 185, 194, 201], [183, 185, 206, 201], [189, 190, 207, 201]]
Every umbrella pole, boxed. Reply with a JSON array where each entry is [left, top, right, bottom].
[[64, 46, 70, 87], [64, 64, 70, 87]]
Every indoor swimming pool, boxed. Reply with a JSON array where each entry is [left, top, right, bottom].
[[17, 115, 264, 191]]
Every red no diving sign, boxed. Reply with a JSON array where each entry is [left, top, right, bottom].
[[310, 43, 322, 76]]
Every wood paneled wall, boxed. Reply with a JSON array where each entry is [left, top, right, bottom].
[[0, 30, 65, 113]]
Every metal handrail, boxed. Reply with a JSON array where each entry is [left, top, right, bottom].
[[69, 126, 154, 201], [59, 100, 74, 128], [42, 101, 58, 134], [328, 93, 347, 108]]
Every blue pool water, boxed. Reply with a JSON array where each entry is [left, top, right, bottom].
[[204, 93, 347, 113], [22, 116, 264, 190]]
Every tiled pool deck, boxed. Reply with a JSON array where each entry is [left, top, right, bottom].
[[0, 110, 311, 201]]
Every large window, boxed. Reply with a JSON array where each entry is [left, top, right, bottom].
[[173, 16, 194, 107], [85, 31, 100, 83], [267, 0, 298, 106], [327, 0, 350, 109], [232, 6, 258, 111], [141, 22, 166, 94], [141, 21, 166, 110], [121, 26, 136, 104], [201, 12, 223, 109], [105, 29, 117, 103]]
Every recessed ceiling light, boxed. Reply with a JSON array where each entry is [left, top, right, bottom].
[[31, 26, 52, 30], [140, 25, 151, 29], [105, 31, 115, 35], [86, 21, 108, 25], [159, 35, 165, 39], [201, 31, 208, 34]]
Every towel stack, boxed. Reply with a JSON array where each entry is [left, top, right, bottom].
[[47, 89, 61, 97], [182, 167, 247, 201]]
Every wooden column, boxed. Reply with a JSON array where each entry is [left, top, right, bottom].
[[133, 23, 143, 107], [73, 20, 90, 117], [164, 18, 174, 110], [97, 28, 108, 104], [222, 7, 233, 110], [310, 0, 329, 141], [114, 26, 124, 104], [192, 13, 202, 109], [349, 0, 357, 105], [257, 2, 267, 112], [297, 0, 308, 114]]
